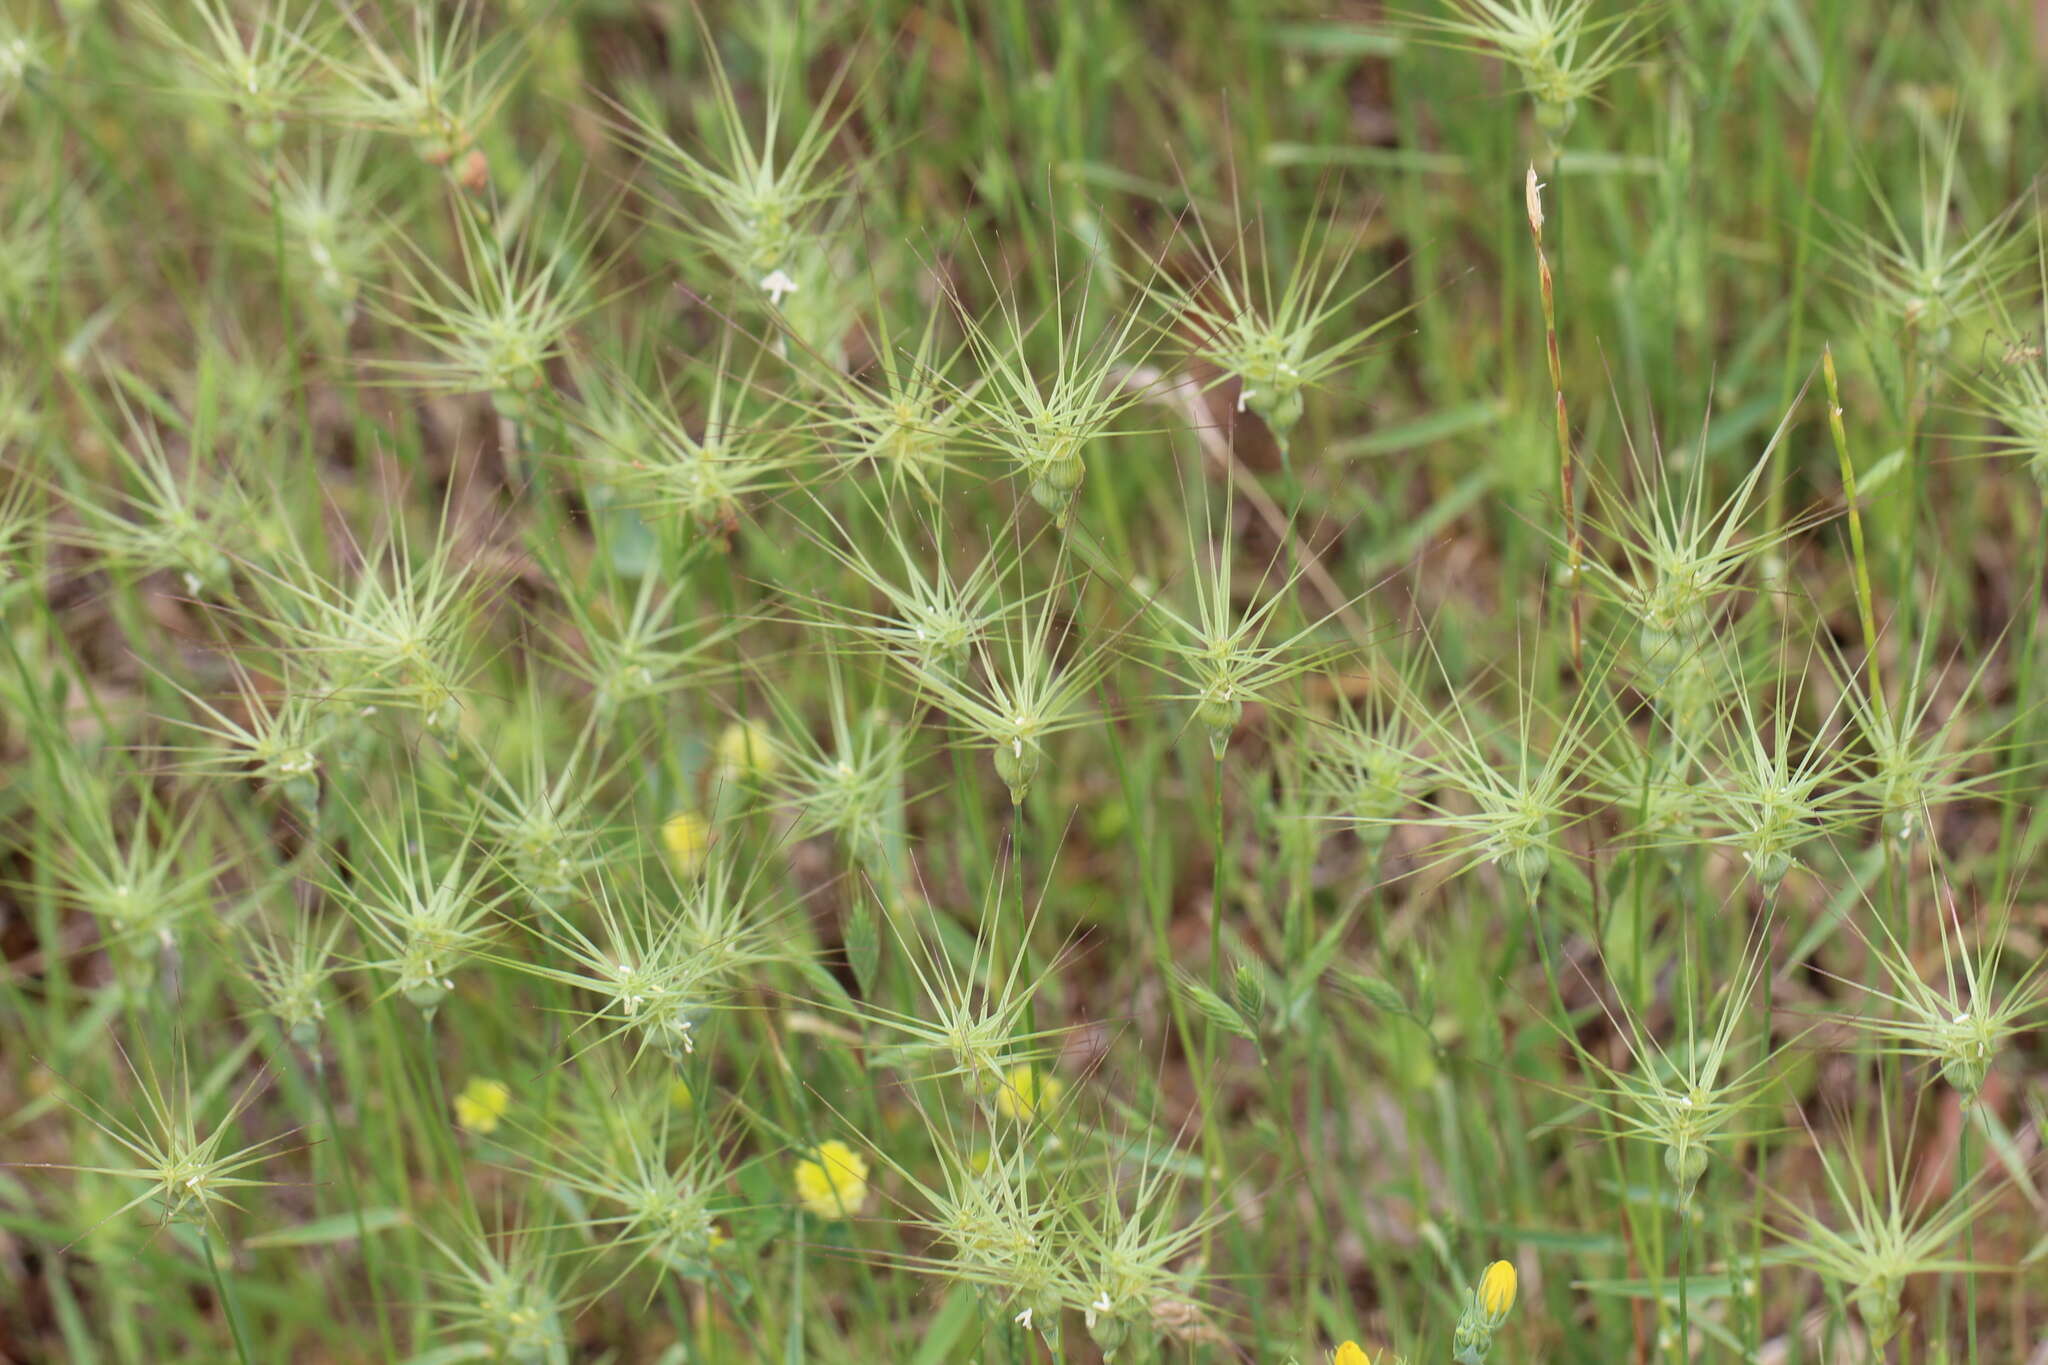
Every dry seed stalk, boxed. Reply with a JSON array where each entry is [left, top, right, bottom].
[[1526, 166, 1583, 669]]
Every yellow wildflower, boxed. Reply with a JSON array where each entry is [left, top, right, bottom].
[[1479, 1259, 1517, 1322], [793, 1139, 869, 1219], [661, 810, 709, 878], [454, 1077, 511, 1135], [995, 1064, 1065, 1122], [1333, 1343, 1373, 1365], [715, 719, 778, 782]]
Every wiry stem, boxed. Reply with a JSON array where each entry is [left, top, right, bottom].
[[1960, 1114, 1976, 1365], [201, 1225, 254, 1365], [1824, 346, 1887, 729]]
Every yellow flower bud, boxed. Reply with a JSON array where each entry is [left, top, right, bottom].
[[661, 810, 709, 878], [994, 1064, 1065, 1122], [453, 1077, 511, 1135], [793, 1139, 869, 1219], [1479, 1259, 1518, 1321], [715, 719, 777, 781], [1334, 1342, 1373, 1365]]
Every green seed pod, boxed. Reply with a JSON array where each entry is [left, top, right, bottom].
[[1534, 95, 1577, 141], [1940, 1051, 1986, 1104], [1853, 1275, 1902, 1348], [1197, 692, 1242, 759], [1664, 1140, 1709, 1201], [242, 114, 286, 153], [992, 736, 1041, 805], [401, 976, 449, 1013], [1086, 1308, 1130, 1357], [1938, 1013, 1993, 1104], [1748, 847, 1792, 896], [643, 1005, 698, 1062], [1248, 383, 1304, 442], [1023, 1289, 1063, 1345], [280, 772, 320, 824], [1504, 841, 1551, 897]]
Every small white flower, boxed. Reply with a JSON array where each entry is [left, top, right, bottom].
[[1013, 1307, 1033, 1330], [759, 268, 799, 305]]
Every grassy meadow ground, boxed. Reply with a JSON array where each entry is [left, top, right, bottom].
[[3, 0, 2048, 1361]]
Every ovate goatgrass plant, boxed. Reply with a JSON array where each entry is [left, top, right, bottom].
[[0, 163, 84, 323], [468, 705, 629, 909], [893, 549, 1116, 804], [159, 658, 329, 820], [1140, 194, 1406, 464], [0, 446, 40, 586], [1825, 120, 2028, 381], [540, 551, 743, 719], [137, 0, 331, 153], [50, 774, 222, 998], [1771, 1102, 2004, 1352], [321, 0, 527, 171], [1552, 920, 1784, 1206], [528, 1068, 743, 1288], [796, 294, 980, 500], [421, 1217, 578, 1365], [338, 802, 509, 1016], [1582, 407, 1809, 725], [572, 344, 795, 541], [1412, 0, 1651, 152], [28, 1043, 290, 1234], [239, 908, 346, 1050], [374, 190, 611, 422], [1378, 646, 1598, 898], [796, 493, 1020, 674], [1061, 1133, 1228, 1359], [21, 1042, 292, 1365], [56, 378, 254, 597], [249, 514, 487, 732], [750, 656, 914, 896], [879, 1119, 1070, 1344], [252, 134, 391, 328], [1305, 664, 1429, 855], [509, 855, 785, 1066], [1834, 877, 2047, 1108], [0, 14, 44, 120], [959, 261, 1157, 528], [1688, 641, 1860, 899], [615, 27, 859, 302], [1145, 503, 1357, 759], [848, 873, 1070, 1114], [1832, 621, 2003, 852], [1953, 233, 2048, 492]]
